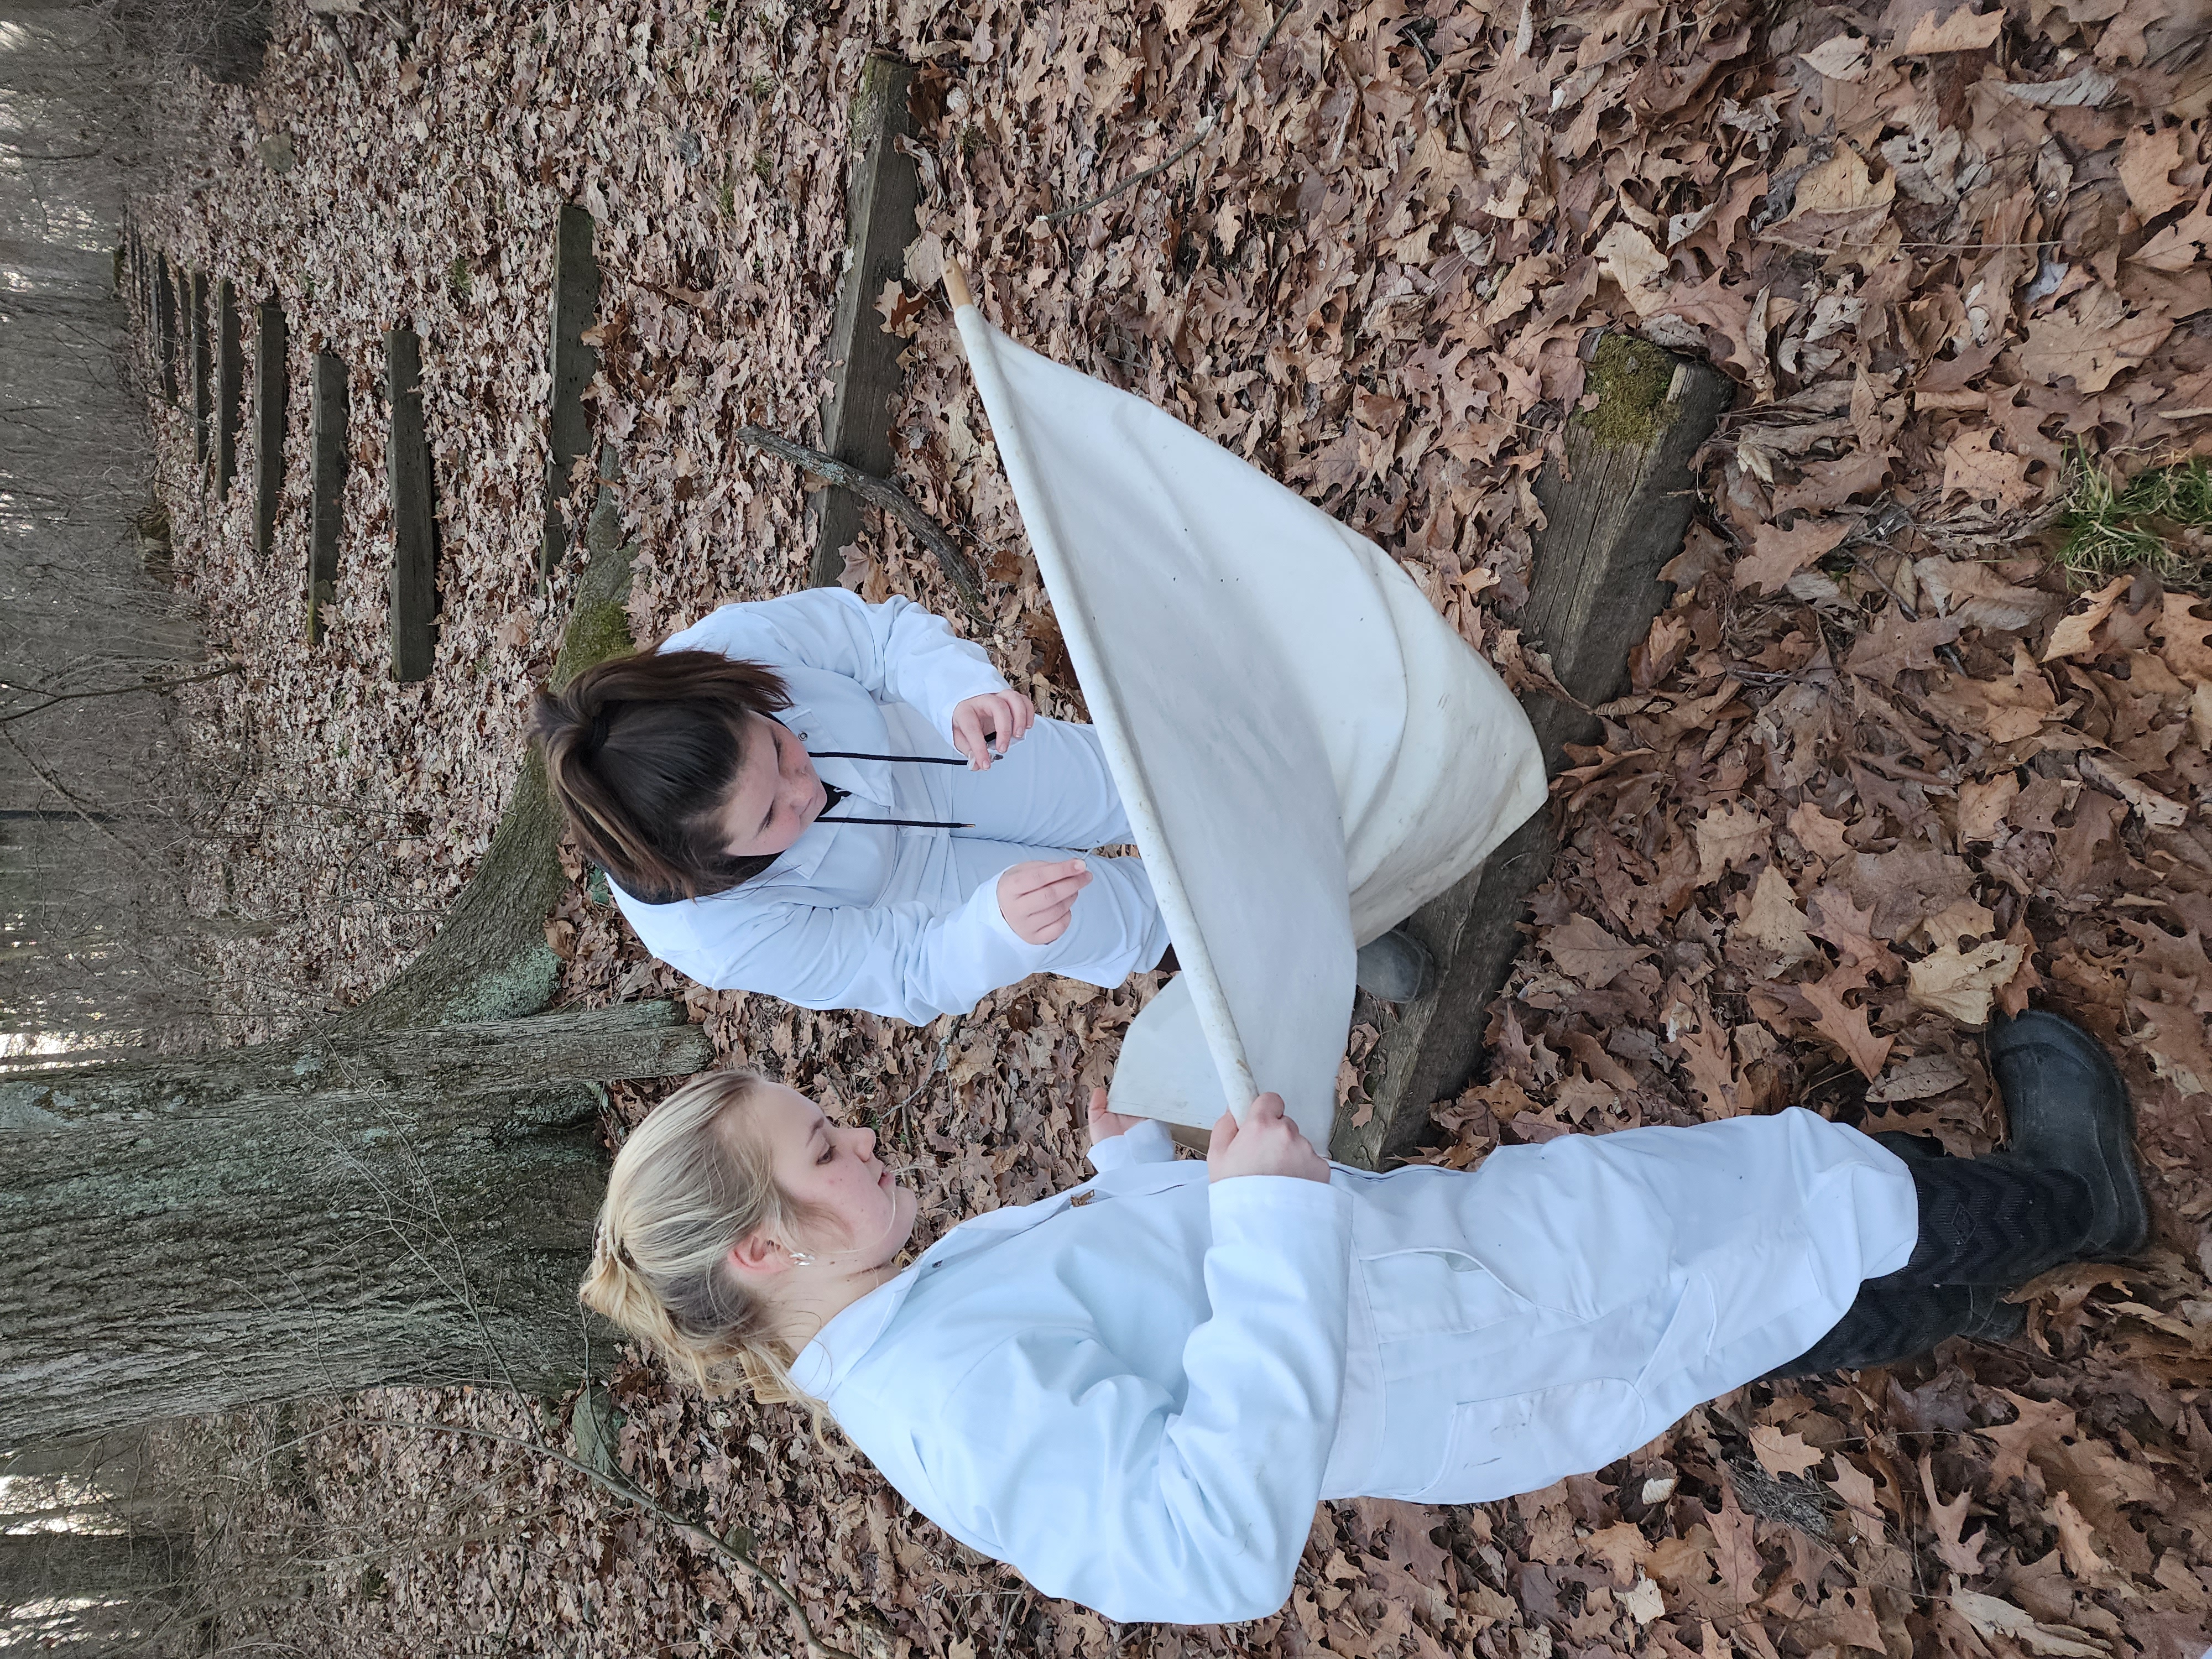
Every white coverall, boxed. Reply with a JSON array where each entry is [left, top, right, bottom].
[[790, 1110, 1919, 1625], [611, 589, 1171, 1022]]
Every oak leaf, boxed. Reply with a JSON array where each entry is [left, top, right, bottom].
[[2043, 575, 2132, 661], [2018, 285, 2173, 394], [1543, 914, 1653, 989], [1901, 3, 2004, 50], [1845, 613, 1964, 681], [1919, 1451, 1987, 1575], [1710, 1477, 1762, 1604], [1734, 515, 1849, 594], [1957, 773, 2019, 842], [1694, 799, 1770, 883], [1738, 865, 1818, 964], [1802, 972, 1896, 1077], [1907, 940, 2026, 1025], [2117, 125, 2190, 218], [1750, 1425, 1825, 1478]]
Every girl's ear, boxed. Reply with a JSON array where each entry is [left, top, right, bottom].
[[727, 1232, 789, 1279]]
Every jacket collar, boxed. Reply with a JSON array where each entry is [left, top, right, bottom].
[[789, 1160, 1207, 1400]]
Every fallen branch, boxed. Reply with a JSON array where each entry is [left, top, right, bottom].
[[0, 661, 241, 726], [1045, 0, 1304, 223], [290, 1416, 864, 1659], [734, 426, 986, 611]]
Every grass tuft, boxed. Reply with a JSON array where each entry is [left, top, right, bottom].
[[2054, 448, 2212, 594]]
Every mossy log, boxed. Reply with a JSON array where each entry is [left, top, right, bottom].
[[1337, 339, 1733, 1168]]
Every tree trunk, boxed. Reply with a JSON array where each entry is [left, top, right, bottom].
[[0, 1528, 184, 1612], [0, 1005, 712, 1451]]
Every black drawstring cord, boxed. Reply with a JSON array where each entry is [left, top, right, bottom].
[[807, 749, 971, 765], [811, 778, 972, 831]]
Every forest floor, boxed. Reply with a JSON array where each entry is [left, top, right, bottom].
[[127, 0, 2212, 1654]]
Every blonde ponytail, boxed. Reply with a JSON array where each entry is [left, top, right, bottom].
[[581, 1068, 818, 1405]]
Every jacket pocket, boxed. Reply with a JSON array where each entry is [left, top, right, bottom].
[[1411, 1378, 1647, 1505], [1359, 1247, 1543, 1345]]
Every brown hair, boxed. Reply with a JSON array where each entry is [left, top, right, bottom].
[[580, 1068, 820, 1404], [532, 649, 792, 903]]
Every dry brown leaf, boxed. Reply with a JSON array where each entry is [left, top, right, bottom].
[[1949, 1592, 2111, 1656], [2018, 285, 2173, 393], [2043, 576, 2133, 661], [1867, 1051, 1973, 1102], [1739, 864, 1818, 963], [1908, 940, 2026, 1025], [1900, 3, 2005, 51], [2117, 124, 2191, 219], [1695, 799, 1771, 884], [1543, 913, 1653, 989], [1734, 515, 1849, 594], [1920, 1452, 1987, 1575], [1802, 973, 1897, 1077], [1957, 773, 2019, 842], [1750, 1424, 1826, 1479]]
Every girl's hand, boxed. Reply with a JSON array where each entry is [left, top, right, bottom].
[[1208, 1092, 1329, 1185], [1086, 1086, 1142, 1147], [951, 690, 1036, 770], [998, 858, 1091, 945]]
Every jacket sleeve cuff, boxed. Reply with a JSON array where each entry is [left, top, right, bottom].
[[1206, 1171, 1353, 1248], [1087, 1117, 1176, 1173], [928, 667, 1013, 744]]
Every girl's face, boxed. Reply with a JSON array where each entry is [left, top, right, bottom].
[[716, 714, 825, 859], [742, 1082, 917, 1271]]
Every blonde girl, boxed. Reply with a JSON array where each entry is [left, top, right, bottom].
[[583, 1011, 2143, 1624]]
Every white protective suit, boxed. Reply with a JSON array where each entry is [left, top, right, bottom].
[[611, 589, 1170, 1021], [794, 1111, 1919, 1625]]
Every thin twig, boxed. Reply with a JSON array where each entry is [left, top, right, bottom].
[[1045, 0, 1305, 223], [734, 426, 986, 612], [0, 725, 163, 872], [0, 661, 240, 726], [284, 1417, 863, 1659]]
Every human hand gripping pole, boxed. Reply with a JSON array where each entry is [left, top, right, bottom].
[[1208, 1091, 1330, 1184]]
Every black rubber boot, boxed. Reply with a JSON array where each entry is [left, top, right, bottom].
[[1886, 1010, 2146, 1288], [1354, 928, 1434, 1001], [1764, 1280, 2023, 1379], [1988, 1009, 2149, 1260]]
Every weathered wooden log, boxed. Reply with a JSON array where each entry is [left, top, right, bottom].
[[252, 298, 286, 562], [384, 325, 440, 682], [809, 55, 922, 590], [188, 270, 210, 472], [214, 276, 242, 501], [340, 445, 637, 1032], [306, 347, 347, 644], [1335, 338, 1733, 1169], [539, 202, 601, 575], [154, 255, 178, 405]]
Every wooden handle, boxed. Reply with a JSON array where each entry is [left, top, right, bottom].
[[943, 260, 973, 311]]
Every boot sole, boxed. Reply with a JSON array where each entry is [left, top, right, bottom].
[[1988, 1010, 2149, 1260]]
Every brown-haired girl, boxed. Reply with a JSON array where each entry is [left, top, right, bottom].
[[583, 1010, 2145, 1625], [534, 588, 1172, 1022]]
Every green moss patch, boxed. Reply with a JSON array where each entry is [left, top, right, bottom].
[[1574, 332, 1681, 449], [2055, 450, 2212, 595], [551, 599, 635, 691]]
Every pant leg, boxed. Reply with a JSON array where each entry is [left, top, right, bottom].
[[1342, 1111, 1919, 1503], [940, 717, 1133, 851], [945, 836, 1171, 989]]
